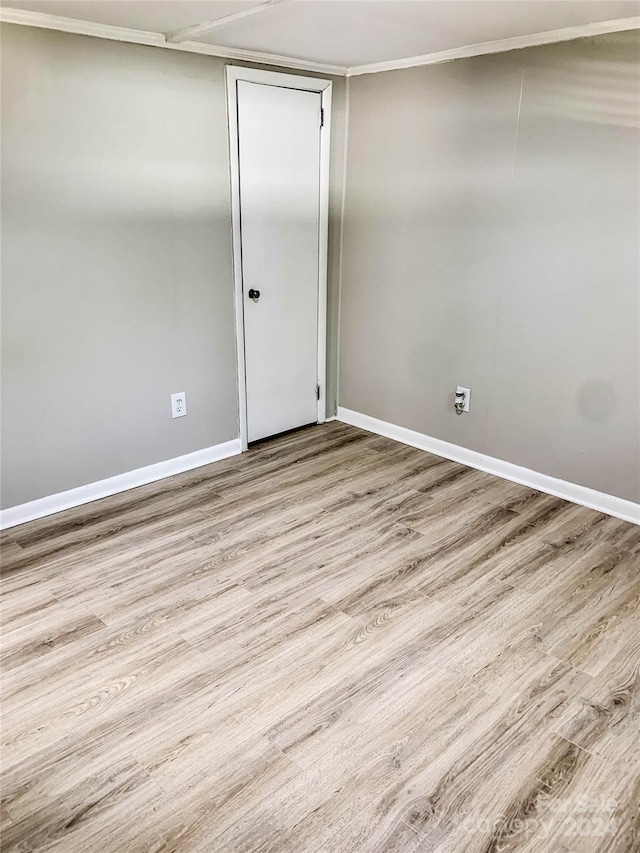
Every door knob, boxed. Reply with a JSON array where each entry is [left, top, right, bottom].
[[248, 289, 260, 301]]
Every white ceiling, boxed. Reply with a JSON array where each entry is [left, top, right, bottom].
[[2, 0, 639, 70], [3, 2, 256, 32]]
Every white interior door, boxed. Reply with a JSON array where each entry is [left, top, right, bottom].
[[237, 80, 322, 443]]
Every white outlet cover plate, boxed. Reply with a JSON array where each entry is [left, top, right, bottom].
[[456, 386, 471, 413], [171, 391, 187, 418]]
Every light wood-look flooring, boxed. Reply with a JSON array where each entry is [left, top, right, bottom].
[[1, 422, 639, 852]]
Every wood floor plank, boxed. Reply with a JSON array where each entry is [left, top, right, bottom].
[[1, 422, 637, 852]]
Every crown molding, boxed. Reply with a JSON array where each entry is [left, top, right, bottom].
[[346, 16, 640, 76], [1, 7, 638, 79], [0, 7, 348, 76]]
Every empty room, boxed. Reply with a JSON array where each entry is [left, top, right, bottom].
[[1, 0, 639, 850]]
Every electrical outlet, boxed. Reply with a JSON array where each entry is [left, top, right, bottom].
[[456, 386, 471, 413], [171, 391, 187, 419]]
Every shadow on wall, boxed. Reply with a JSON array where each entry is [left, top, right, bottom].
[[526, 34, 640, 129]]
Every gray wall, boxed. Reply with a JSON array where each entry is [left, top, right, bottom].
[[340, 32, 640, 502], [2, 23, 637, 509], [1, 24, 345, 508]]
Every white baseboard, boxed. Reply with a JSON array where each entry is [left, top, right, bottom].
[[337, 407, 640, 526], [4, 416, 637, 530], [0, 439, 242, 530]]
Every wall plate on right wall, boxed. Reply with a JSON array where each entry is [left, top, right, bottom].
[[456, 386, 471, 413]]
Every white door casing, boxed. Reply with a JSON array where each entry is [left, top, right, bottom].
[[226, 67, 332, 449]]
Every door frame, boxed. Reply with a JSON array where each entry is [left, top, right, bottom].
[[226, 65, 333, 450]]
